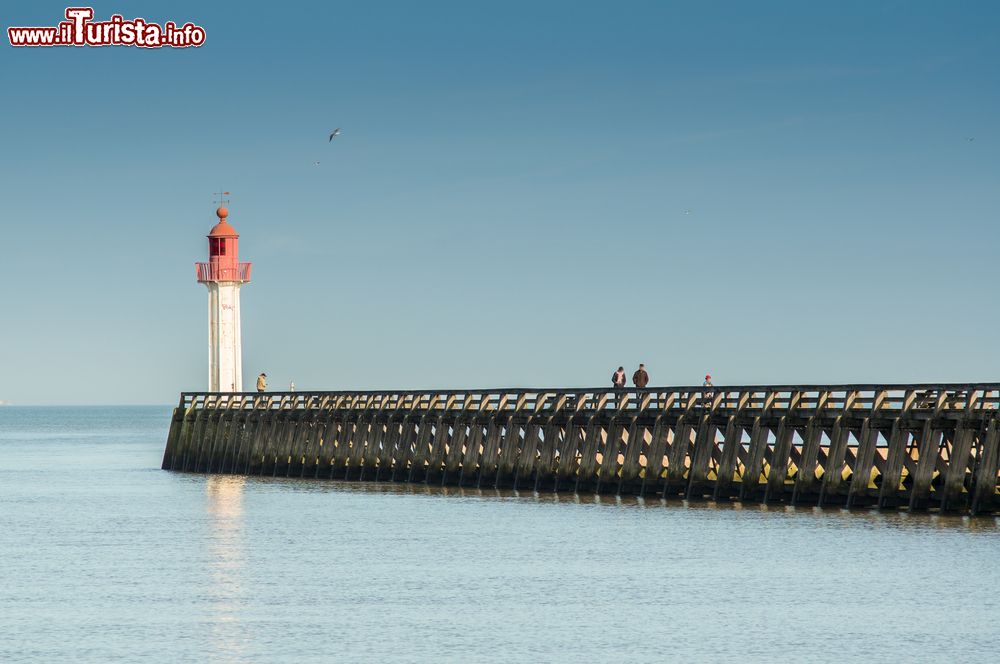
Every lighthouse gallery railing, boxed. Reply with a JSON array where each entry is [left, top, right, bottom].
[[195, 262, 252, 282]]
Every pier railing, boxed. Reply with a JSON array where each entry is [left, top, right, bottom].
[[162, 384, 1000, 515]]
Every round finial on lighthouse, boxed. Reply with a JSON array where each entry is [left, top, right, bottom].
[[216, 206, 229, 220]]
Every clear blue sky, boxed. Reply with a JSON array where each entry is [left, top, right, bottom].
[[1, 1, 997, 404]]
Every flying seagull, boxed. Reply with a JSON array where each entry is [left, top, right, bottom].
[[329, 128, 342, 142], [966, 137, 975, 142], [683, 209, 692, 215], [314, 161, 321, 165]]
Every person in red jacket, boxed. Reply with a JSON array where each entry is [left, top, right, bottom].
[[702, 373, 716, 407]]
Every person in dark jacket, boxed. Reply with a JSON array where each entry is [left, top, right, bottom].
[[632, 364, 649, 388]]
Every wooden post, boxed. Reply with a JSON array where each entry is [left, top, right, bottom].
[[163, 395, 195, 471], [390, 418, 415, 482], [740, 390, 777, 501], [219, 397, 249, 474], [739, 418, 768, 501], [315, 406, 339, 479], [200, 400, 229, 474], [908, 391, 948, 511], [792, 390, 830, 505], [618, 418, 644, 495], [665, 392, 698, 496], [496, 417, 522, 487], [407, 411, 435, 482], [687, 389, 724, 499], [187, 399, 215, 472], [713, 391, 750, 501], [556, 397, 587, 491], [819, 390, 859, 506], [273, 407, 299, 477], [423, 416, 449, 484], [877, 390, 916, 508], [231, 402, 259, 475], [576, 422, 603, 493], [535, 421, 562, 491], [597, 421, 625, 493], [764, 391, 802, 503], [332, 415, 356, 480], [443, 417, 468, 484], [460, 419, 486, 486], [375, 414, 398, 481], [845, 420, 877, 507], [971, 417, 1000, 515], [161, 396, 186, 470], [939, 391, 980, 511], [359, 418, 385, 481], [640, 418, 668, 497], [514, 421, 542, 489], [246, 397, 276, 476], [477, 419, 503, 488]]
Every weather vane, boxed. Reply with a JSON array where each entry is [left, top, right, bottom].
[[214, 190, 230, 207]]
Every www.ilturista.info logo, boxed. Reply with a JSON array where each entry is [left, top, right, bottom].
[[8, 7, 205, 48]]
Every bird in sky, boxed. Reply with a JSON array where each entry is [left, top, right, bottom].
[[329, 128, 342, 142], [966, 137, 975, 142], [313, 161, 321, 166], [683, 209, 692, 215]]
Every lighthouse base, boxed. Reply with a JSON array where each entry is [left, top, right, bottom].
[[205, 281, 243, 392]]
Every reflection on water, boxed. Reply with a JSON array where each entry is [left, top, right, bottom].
[[206, 476, 246, 663], [222, 476, 1000, 532]]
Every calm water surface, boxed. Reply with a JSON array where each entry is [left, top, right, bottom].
[[1, 406, 998, 663]]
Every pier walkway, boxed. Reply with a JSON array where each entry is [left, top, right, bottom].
[[162, 384, 1000, 515]]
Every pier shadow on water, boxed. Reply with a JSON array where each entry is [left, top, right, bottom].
[[196, 473, 1000, 533]]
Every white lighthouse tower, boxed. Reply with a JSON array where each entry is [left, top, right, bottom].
[[196, 204, 252, 392]]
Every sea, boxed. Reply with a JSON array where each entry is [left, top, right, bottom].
[[1, 406, 998, 663]]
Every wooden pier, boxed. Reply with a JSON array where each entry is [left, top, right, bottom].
[[161, 384, 1000, 516]]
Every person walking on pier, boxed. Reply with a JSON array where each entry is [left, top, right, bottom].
[[256, 373, 267, 392], [702, 374, 715, 408], [612, 366, 626, 391], [632, 364, 649, 389]]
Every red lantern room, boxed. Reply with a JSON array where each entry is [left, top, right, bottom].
[[196, 206, 252, 283]]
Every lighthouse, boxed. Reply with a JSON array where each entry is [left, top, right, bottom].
[[196, 205, 252, 392]]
